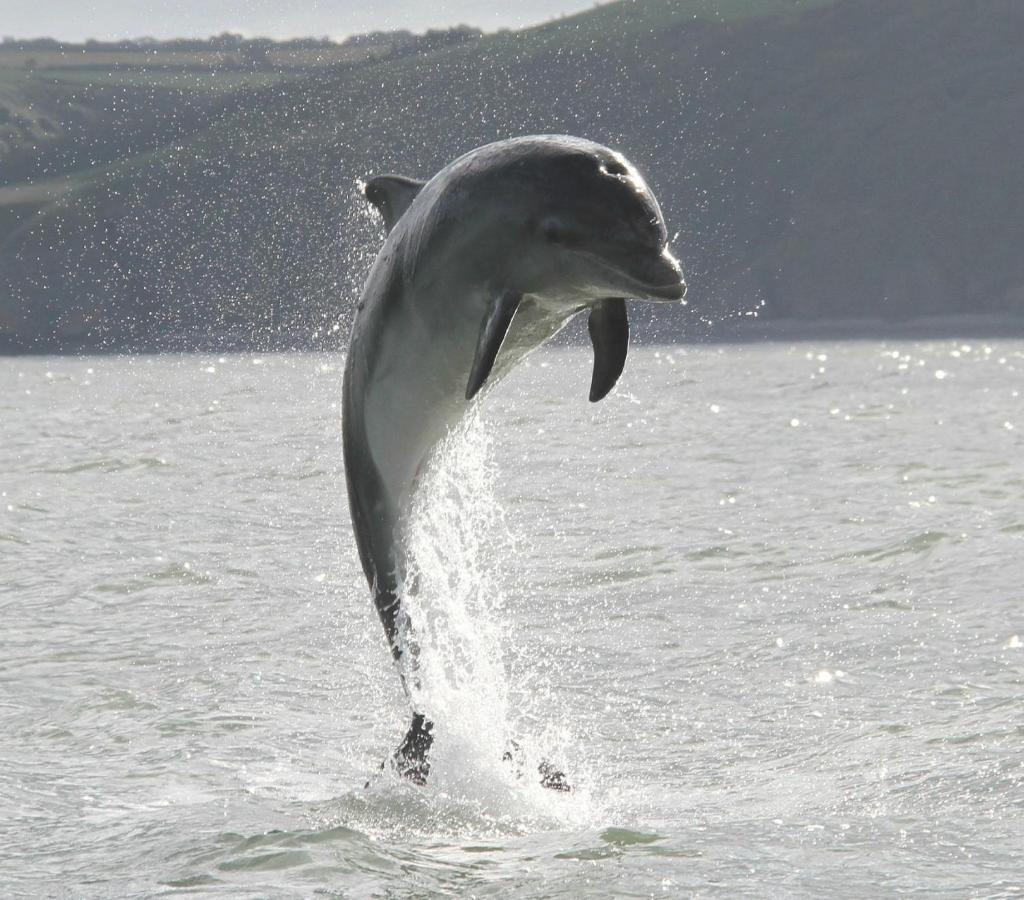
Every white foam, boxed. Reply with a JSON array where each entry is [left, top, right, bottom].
[[390, 413, 593, 826]]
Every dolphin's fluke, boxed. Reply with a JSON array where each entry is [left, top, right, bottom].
[[391, 713, 434, 785], [363, 175, 426, 232], [587, 297, 629, 402], [363, 713, 434, 789], [502, 739, 573, 792], [466, 291, 521, 400]]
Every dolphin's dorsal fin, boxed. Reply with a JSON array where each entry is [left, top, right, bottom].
[[466, 291, 521, 400], [587, 298, 629, 402], [363, 175, 426, 232]]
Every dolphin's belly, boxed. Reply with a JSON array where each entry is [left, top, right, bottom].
[[362, 288, 481, 509], [361, 288, 573, 515]]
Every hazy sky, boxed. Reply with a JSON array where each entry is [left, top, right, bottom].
[[4, 0, 599, 42]]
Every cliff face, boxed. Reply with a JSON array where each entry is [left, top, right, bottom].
[[2, 0, 1022, 351]]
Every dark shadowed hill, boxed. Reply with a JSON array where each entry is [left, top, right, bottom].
[[1, 0, 1022, 351]]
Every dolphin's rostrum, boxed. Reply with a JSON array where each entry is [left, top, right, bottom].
[[343, 135, 686, 787]]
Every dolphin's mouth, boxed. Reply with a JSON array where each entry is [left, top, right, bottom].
[[575, 248, 687, 303]]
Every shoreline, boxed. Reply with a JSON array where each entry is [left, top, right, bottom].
[[3, 313, 1024, 357]]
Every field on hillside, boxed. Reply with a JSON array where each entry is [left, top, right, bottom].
[[2, 0, 1022, 352], [0, 43, 388, 77]]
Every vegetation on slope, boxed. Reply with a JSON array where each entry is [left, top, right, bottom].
[[1, 0, 1022, 351]]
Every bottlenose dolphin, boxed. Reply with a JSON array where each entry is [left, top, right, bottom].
[[343, 135, 686, 787]]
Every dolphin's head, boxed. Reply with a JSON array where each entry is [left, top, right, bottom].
[[474, 138, 687, 305]]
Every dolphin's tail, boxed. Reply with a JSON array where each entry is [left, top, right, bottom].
[[370, 569, 570, 792], [392, 713, 434, 785], [502, 739, 573, 792], [364, 713, 434, 789], [372, 718, 572, 792]]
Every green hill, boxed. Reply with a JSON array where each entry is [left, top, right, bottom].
[[2, 0, 1022, 351]]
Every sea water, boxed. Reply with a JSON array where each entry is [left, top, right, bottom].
[[1, 341, 1022, 897]]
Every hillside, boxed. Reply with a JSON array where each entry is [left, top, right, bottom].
[[1, 0, 1022, 351], [0, 27, 482, 186]]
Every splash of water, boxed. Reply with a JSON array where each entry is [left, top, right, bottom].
[[387, 412, 591, 824], [400, 414, 512, 781]]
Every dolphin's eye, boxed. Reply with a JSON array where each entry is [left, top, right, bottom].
[[540, 217, 567, 244]]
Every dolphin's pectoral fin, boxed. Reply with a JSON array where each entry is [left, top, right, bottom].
[[587, 297, 629, 402], [363, 175, 426, 232], [466, 290, 522, 400]]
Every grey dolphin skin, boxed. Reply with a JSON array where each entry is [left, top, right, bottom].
[[342, 135, 686, 788]]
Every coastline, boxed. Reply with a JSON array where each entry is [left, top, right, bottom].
[[4, 312, 1024, 357]]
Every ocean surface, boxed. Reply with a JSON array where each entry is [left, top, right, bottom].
[[1, 341, 1022, 898]]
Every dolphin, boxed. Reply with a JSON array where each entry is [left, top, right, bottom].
[[342, 135, 686, 787]]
